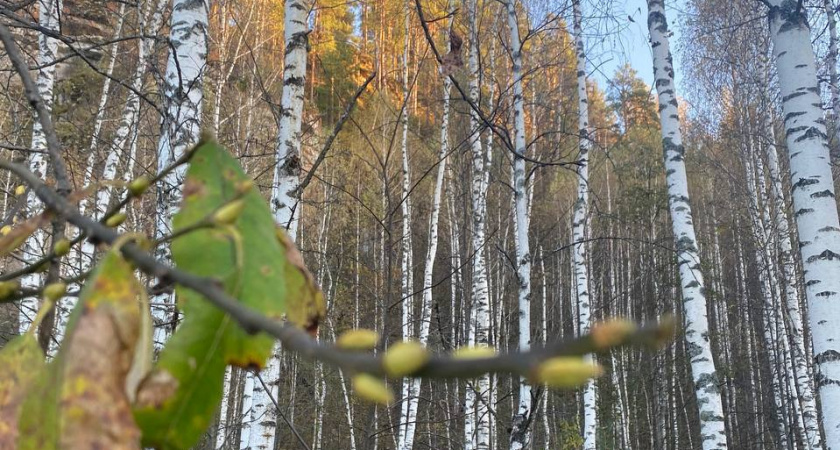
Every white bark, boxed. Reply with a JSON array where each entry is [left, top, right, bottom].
[[153, 0, 208, 345], [761, 103, 822, 449], [646, 1, 728, 448], [464, 0, 491, 447], [249, 0, 312, 445], [825, 0, 840, 145], [506, 1, 532, 448], [397, 5, 416, 447], [571, 1, 597, 448], [19, 0, 61, 333], [239, 373, 254, 448], [269, 0, 312, 231], [767, 1, 840, 446], [216, 367, 233, 449], [397, 29, 451, 450]]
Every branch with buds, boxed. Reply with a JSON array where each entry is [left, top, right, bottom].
[[0, 155, 675, 405]]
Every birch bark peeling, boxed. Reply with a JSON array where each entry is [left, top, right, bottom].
[[646, 1, 728, 448]]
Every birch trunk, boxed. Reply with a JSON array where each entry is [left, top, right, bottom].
[[464, 0, 491, 446], [646, 1, 728, 448], [506, 1, 532, 447], [571, 1, 597, 447], [19, 0, 61, 333], [397, 4, 417, 446], [397, 30, 451, 450], [761, 103, 823, 449], [825, 0, 840, 148], [767, 1, 840, 446], [153, 0, 208, 344], [249, 0, 313, 445]]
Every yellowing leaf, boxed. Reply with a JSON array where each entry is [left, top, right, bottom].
[[18, 250, 144, 449], [0, 214, 46, 257], [136, 139, 321, 449], [0, 334, 44, 447], [277, 228, 325, 336]]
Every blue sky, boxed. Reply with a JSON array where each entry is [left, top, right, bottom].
[[586, 0, 685, 93]]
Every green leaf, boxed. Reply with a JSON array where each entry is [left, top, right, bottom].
[[0, 333, 44, 447], [18, 250, 144, 449], [135, 139, 311, 449]]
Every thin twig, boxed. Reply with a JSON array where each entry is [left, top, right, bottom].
[[295, 70, 376, 196]]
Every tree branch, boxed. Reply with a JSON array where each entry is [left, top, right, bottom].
[[0, 158, 674, 380]]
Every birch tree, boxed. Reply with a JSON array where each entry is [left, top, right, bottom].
[[397, 5, 417, 448], [506, 0, 532, 447], [397, 17, 452, 450], [571, 1, 597, 447], [248, 0, 314, 446], [765, 0, 840, 446], [646, 0, 728, 448], [464, 0, 492, 446], [153, 0, 209, 345], [19, 0, 61, 332]]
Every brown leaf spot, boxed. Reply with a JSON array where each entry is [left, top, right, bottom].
[[135, 370, 179, 410], [182, 178, 205, 199]]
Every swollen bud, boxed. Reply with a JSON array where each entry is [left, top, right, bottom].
[[52, 238, 71, 257], [452, 345, 497, 360], [43, 282, 67, 302], [352, 374, 393, 405], [212, 199, 245, 225], [105, 213, 127, 228], [0, 281, 19, 300], [534, 357, 603, 389], [383, 341, 429, 377], [14, 185, 25, 196], [336, 329, 379, 351], [591, 318, 637, 349], [128, 176, 151, 197]]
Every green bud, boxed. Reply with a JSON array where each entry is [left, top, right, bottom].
[[52, 238, 71, 257], [336, 329, 379, 351], [383, 341, 429, 378], [452, 345, 497, 360], [105, 213, 127, 228], [128, 176, 151, 197], [43, 282, 67, 302], [352, 374, 393, 405], [0, 281, 20, 300], [534, 357, 603, 389]]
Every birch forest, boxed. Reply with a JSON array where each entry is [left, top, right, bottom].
[[1, 0, 840, 448]]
